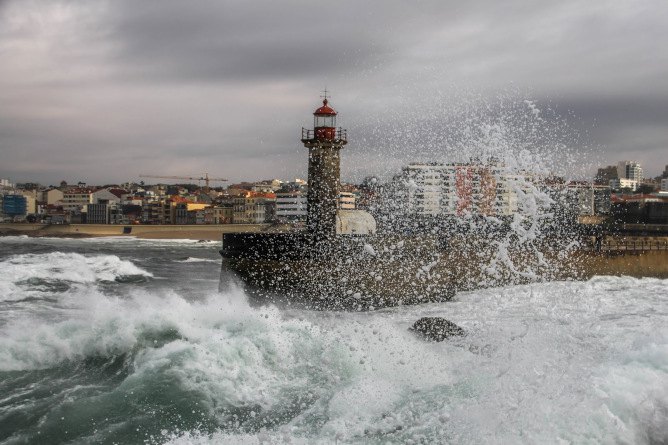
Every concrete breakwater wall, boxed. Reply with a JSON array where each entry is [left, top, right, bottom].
[[571, 250, 668, 278], [223, 233, 668, 310], [0, 223, 288, 240]]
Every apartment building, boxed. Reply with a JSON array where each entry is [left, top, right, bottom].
[[609, 178, 639, 192], [275, 191, 355, 222], [233, 192, 275, 224], [172, 202, 209, 224], [142, 200, 172, 224], [402, 162, 525, 217], [275, 192, 307, 221], [86, 203, 111, 224], [0, 194, 27, 221], [213, 205, 234, 224], [61, 188, 93, 212], [617, 161, 643, 182]]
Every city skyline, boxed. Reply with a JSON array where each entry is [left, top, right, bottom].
[[1, 1, 667, 185]]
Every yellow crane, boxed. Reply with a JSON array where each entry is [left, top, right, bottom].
[[139, 173, 228, 192]]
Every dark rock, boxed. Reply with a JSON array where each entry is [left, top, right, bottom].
[[409, 317, 465, 342]]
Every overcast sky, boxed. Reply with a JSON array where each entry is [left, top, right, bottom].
[[1, 0, 667, 185]]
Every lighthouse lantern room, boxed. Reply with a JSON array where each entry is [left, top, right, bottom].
[[313, 99, 337, 139]]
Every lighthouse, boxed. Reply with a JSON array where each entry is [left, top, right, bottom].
[[301, 95, 348, 239]]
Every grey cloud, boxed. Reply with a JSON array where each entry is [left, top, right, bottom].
[[103, 1, 413, 83], [561, 96, 668, 127], [0, 0, 667, 184], [554, 95, 668, 173]]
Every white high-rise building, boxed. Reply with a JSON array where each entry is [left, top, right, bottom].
[[275, 192, 307, 221], [617, 161, 643, 182], [275, 191, 356, 221], [402, 162, 526, 217]]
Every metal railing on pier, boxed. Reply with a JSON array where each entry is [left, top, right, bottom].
[[589, 239, 668, 252]]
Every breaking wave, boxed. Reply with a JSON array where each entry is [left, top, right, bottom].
[[0, 252, 153, 301], [1, 274, 665, 444], [176, 257, 221, 263]]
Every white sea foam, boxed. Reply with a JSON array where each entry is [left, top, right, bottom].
[[164, 276, 666, 444], [0, 252, 152, 301], [1, 274, 666, 443], [0, 235, 30, 240], [176, 257, 220, 263]]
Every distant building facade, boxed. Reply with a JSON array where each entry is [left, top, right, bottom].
[[46, 189, 64, 206], [233, 192, 276, 224], [275, 192, 307, 222], [0, 194, 27, 220], [402, 162, 524, 217], [92, 188, 127, 205], [560, 183, 611, 216], [617, 161, 643, 182], [661, 178, 668, 193], [609, 178, 639, 192], [61, 189, 93, 212], [86, 203, 111, 224], [611, 195, 668, 224], [594, 165, 618, 185], [213, 205, 234, 224]]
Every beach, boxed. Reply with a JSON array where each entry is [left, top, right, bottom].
[[0, 223, 290, 241]]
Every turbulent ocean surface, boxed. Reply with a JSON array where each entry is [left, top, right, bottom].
[[0, 236, 666, 444]]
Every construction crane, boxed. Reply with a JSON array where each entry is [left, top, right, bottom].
[[139, 173, 227, 192]]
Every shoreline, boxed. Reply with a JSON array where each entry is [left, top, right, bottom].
[[0, 223, 291, 241]]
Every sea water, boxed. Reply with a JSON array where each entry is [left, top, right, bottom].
[[0, 236, 666, 444]]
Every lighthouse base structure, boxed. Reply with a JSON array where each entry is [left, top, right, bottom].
[[219, 230, 668, 311], [220, 231, 456, 310]]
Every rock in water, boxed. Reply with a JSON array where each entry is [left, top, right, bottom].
[[410, 317, 465, 342]]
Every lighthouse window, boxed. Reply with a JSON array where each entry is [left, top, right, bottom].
[[315, 115, 336, 127]]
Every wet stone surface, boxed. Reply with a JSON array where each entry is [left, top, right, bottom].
[[409, 317, 466, 342]]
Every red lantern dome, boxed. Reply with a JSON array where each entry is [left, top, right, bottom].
[[314, 99, 337, 117]]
